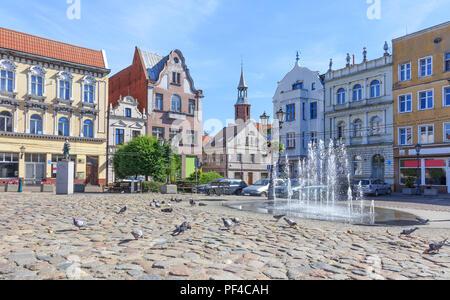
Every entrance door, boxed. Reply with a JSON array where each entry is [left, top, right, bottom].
[[86, 156, 99, 185], [248, 172, 253, 185], [372, 155, 385, 180]]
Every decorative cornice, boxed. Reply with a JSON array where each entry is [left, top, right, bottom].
[[0, 131, 106, 143]]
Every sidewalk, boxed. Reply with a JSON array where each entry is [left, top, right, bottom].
[[374, 192, 450, 207]]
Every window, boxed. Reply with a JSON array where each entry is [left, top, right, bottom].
[[311, 132, 318, 145], [444, 123, 450, 142], [152, 127, 165, 140], [399, 94, 412, 113], [237, 154, 242, 163], [286, 104, 296, 122], [83, 76, 96, 104], [400, 160, 421, 185], [287, 132, 296, 149], [0, 153, 19, 179], [302, 103, 306, 120], [30, 114, 42, 135], [353, 119, 363, 137], [446, 53, 450, 72], [444, 86, 450, 107], [425, 159, 446, 186], [302, 132, 306, 149], [250, 154, 256, 164], [0, 111, 13, 132], [310, 102, 318, 120], [419, 125, 434, 144], [419, 56, 432, 77], [59, 80, 71, 100], [370, 116, 382, 135], [0, 70, 14, 92], [171, 95, 181, 112], [399, 62, 411, 81], [418, 90, 433, 110], [370, 80, 381, 98], [188, 99, 195, 115], [337, 122, 346, 139], [83, 120, 94, 138], [154, 94, 163, 110], [125, 108, 132, 118], [212, 154, 216, 162], [58, 117, 69, 136], [31, 75, 44, 96], [132, 130, 141, 139], [292, 82, 303, 90], [353, 84, 362, 101], [337, 88, 346, 104], [172, 72, 181, 85], [353, 156, 363, 176], [399, 127, 412, 146], [312, 83, 316, 91], [115, 129, 125, 145], [169, 129, 182, 145], [186, 130, 198, 146]]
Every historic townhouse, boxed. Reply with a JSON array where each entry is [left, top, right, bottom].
[[0, 28, 110, 186], [109, 48, 203, 179], [393, 21, 450, 194], [202, 66, 270, 184], [107, 95, 147, 183], [272, 56, 324, 176], [324, 45, 394, 185]]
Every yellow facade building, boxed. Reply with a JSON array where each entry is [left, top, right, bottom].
[[0, 27, 110, 186], [393, 21, 450, 194]]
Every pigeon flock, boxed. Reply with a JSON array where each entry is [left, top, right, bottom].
[[70, 197, 447, 257]]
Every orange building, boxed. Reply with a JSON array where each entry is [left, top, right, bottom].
[[392, 21, 450, 194]]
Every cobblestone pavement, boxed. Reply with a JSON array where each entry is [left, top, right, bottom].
[[0, 193, 449, 280]]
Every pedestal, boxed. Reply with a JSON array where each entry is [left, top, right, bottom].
[[161, 184, 177, 195], [56, 161, 74, 195]]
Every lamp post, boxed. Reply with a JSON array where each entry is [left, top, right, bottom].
[[260, 112, 272, 199], [159, 138, 171, 184], [415, 144, 422, 195], [275, 108, 286, 176]]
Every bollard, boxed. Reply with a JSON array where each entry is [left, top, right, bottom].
[[18, 178, 23, 193]]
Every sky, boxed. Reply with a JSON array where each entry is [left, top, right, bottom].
[[0, 0, 449, 134]]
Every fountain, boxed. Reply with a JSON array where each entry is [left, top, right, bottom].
[[229, 139, 422, 226]]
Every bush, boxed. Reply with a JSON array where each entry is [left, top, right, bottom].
[[142, 181, 164, 193], [199, 172, 223, 185], [405, 177, 415, 189]]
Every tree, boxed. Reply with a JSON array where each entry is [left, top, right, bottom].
[[113, 136, 168, 182]]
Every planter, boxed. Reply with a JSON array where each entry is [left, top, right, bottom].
[[424, 189, 439, 196], [40, 184, 54, 193], [161, 184, 177, 195], [402, 188, 415, 195], [74, 184, 86, 193], [5, 184, 19, 192]]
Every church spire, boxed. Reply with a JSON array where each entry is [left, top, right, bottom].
[[235, 61, 250, 122]]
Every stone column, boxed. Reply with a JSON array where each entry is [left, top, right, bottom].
[[363, 112, 369, 144]]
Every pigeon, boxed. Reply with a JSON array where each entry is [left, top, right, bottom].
[[273, 214, 286, 222], [416, 218, 430, 225], [155, 202, 161, 208], [131, 229, 144, 240], [231, 218, 241, 225], [161, 208, 173, 213], [161, 200, 166, 205], [149, 202, 154, 208], [172, 222, 192, 236], [400, 227, 419, 236], [117, 206, 127, 214], [222, 218, 234, 231], [284, 217, 298, 228], [167, 203, 172, 207], [424, 239, 448, 254], [190, 199, 196, 207], [73, 218, 87, 230]]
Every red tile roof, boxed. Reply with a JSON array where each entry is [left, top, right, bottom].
[[0, 27, 106, 69]]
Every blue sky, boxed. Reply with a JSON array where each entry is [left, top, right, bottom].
[[1, 0, 449, 133]]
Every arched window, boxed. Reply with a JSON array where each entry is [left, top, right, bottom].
[[82, 75, 96, 104], [370, 116, 382, 135], [353, 84, 362, 101], [58, 117, 69, 136], [171, 95, 181, 112], [0, 59, 16, 93], [353, 119, 363, 137], [353, 155, 363, 176], [337, 121, 346, 139], [370, 80, 381, 98], [83, 120, 94, 138], [30, 114, 42, 135], [29, 65, 46, 97], [0, 111, 13, 132], [337, 88, 346, 104]]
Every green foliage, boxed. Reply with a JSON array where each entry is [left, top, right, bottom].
[[112, 136, 168, 182], [169, 153, 182, 183], [187, 170, 222, 185], [141, 181, 164, 193], [405, 176, 415, 189]]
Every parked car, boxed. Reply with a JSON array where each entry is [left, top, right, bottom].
[[275, 179, 301, 198], [353, 179, 391, 197], [206, 179, 248, 196], [243, 179, 284, 197]]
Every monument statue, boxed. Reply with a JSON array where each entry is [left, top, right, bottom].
[[63, 139, 71, 161]]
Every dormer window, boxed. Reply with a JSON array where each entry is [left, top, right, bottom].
[[57, 71, 73, 101], [125, 108, 132, 118], [82, 75, 96, 104], [172, 72, 181, 85], [292, 82, 303, 90], [28, 65, 46, 97], [0, 59, 16, 93]]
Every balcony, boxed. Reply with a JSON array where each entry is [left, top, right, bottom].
[[279, 88, 309, 102]]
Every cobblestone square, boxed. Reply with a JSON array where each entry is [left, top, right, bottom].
[[0, 193, 449, 280]]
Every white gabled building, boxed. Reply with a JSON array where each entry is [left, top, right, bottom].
[[324, 45, 394, 184], [272, 56, 325, 176]]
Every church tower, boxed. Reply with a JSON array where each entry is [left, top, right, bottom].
[[235, 63, 250, 122]]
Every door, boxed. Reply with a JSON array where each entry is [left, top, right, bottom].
[[86, 156, 99, 185], [248, 172, 253, 186]]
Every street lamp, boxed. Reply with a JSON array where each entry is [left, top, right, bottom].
[[276, 108, 286, 129], [415, 144, 422, 195], [159, 138, 171, 184], [260, 112, 273, 200]]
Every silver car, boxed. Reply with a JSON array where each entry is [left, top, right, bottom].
[[243, 179, 284, 197], [354, 179, 391, 197]]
